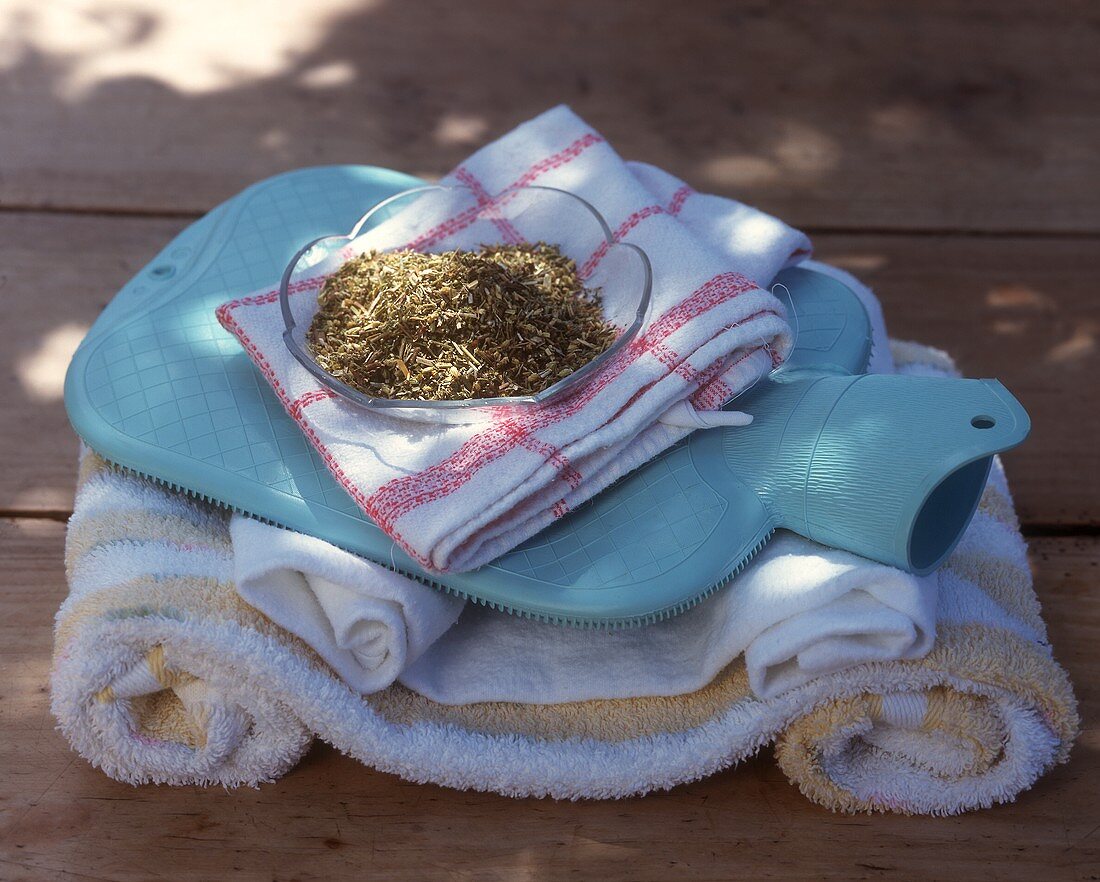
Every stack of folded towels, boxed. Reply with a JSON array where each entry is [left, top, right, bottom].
[[51, 108, 1077, 814]]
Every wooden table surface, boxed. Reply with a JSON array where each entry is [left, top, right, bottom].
[[1, 2, 1097, 879]]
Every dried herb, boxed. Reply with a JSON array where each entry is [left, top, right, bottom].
[[306, 243, 618, 401]]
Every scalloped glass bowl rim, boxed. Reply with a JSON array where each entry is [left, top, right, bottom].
[[279, 183, 653, 412]]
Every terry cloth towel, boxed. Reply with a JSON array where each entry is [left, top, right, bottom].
[[52, 344, 1078, 813], [216, 105, 810, 573], [230, 260, 919, 703], [230, 517, 464, 694]]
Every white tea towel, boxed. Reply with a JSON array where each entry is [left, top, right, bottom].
[[217, 106, 809, 572], [230, 517, 463, 694], [399, 532, 936, 702]]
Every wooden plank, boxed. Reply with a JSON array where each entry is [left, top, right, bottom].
[[1, 518, 1095, 881], [2, 212, 1096, 524], [0, 0, 1098, 232], [0, 213, 190, 514], [813, 233, 1100, 528]]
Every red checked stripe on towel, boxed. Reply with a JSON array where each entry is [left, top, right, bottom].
[[216, 138, 781, 566], [452, 166, 524, 245], [217, 272, 773, 566], [408, 133, 605, 251], [213, 297, 423, 560], [577, 186, 696, 280], [361, 273, 770, 534]]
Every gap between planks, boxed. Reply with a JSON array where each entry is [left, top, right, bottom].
[[1, 506, 1094, 540], [4, 202, 1100, 242]]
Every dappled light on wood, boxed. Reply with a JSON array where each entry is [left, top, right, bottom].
[[0, 0, 373, 96], [0, 0, 1096, 229], [982, 282, 1095, 367], [433, 112, 490, 147], [987, 284, 1055, 311], [298, 60, 358, 90], [993, 319, 1029, 337], [867, 103, 930, 145], [825, 252, 890, 273], [700, 153, 782, 187], [1047, 321, 1097, 366], [15, 322, 89, 402]]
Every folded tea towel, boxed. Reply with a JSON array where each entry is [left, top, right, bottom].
[[231, 518, 464, 694], [231, 261, 912, 702], [52, 343, 1078, 813], [216, 105, 810, 573]]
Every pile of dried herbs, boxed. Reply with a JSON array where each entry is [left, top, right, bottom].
[[306, 243, 618, 401]]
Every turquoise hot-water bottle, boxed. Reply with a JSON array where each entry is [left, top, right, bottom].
[[64, 167, 1029, 626]]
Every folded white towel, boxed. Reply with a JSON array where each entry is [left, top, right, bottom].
[[398, 532, 936, 702], [229, 512, 934, 705], [217, 105, 809, 573], [231, 518, 463, 694], [227, 260, 934, 702], [228, 522, 936, 704]]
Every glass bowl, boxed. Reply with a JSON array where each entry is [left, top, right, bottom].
[[279, 184, 652, 424]]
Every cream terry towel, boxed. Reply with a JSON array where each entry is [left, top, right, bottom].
[[51, 344, 1078, 814]]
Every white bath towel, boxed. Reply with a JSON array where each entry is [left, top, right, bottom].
[[230, 518, 464, 694], [217, 105, 810, 573]]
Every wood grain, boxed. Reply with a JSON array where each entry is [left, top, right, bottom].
[[3, 212, 1095, 524], [1, 1, 1097, 876], [1, 0, 1098, 232], [814, 234, 1100, 528], [0, 213, 190, 514], [1, 518, 1095, 882]]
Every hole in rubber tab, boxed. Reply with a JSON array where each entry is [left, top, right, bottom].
[[971, 415, 996, 429]]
